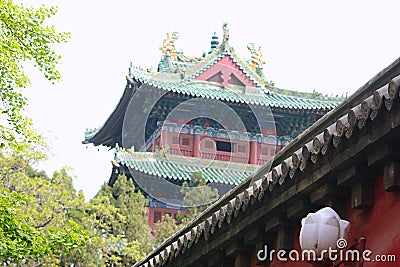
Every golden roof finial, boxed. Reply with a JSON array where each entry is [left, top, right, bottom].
[[247, 42, 265, 74], [222, 22, 230, 50], [160, 31, 201, 63], [161, 32, 179, 61]]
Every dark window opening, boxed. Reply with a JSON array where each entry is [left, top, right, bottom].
[[154, 211, 162, 223], [216, 141, 232, 152], [181, 137, 190, 146]]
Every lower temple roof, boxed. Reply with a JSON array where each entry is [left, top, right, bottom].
[[115, 148, 258, 186]]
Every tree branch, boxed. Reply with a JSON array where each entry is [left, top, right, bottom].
[[35, 215, 53, 229]]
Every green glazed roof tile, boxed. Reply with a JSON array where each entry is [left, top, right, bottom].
[[115, 149, 256, 185], [128, 66, 343, 111]]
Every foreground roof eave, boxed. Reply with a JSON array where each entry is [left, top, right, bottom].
[[134, 56, 400, 267]]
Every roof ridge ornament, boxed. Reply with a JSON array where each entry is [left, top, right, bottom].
[[247, 42, 265, 76], [209, 32, 219, 54], [161, 32, 179, 62], [159, 31, 202, 74], [222, 22, 230, 52]]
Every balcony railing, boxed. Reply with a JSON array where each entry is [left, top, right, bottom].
[[142, 121, 292, 152]]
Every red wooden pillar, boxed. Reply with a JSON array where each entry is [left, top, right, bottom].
[[193, 134, 200, 157], [249, 141, 258, 164]]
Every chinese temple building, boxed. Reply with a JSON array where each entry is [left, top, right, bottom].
[[134, 58, 400, 267], [84, 24, 344, 231]]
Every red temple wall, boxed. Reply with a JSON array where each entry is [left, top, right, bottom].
[[344, 174, 400, 267], [147, 206, 180, 232], [247, 172, 400, 267]]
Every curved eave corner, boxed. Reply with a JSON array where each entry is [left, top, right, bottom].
[[82, 77, 138, 147]]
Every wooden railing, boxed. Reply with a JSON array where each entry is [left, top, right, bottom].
[[168, 148, 193, 157]]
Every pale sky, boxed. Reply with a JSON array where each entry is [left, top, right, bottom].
[[23, 0, 400, 199]]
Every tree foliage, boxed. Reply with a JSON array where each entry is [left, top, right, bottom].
[[153, 172, 219, 247], [180, 171, 219, 220], [62, 194, 147, 266], [98, 175, 153, 250], [0, 145, 153, 266], [0, 145, 89, 265], [0, 189, 85, 263], [0, 0, 70, 148], [64, 175, 153, 266], [1, 1, 154, 265], [154, 214, 178, 247]]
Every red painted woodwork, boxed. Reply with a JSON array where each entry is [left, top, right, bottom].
[[344, 174, 400, 267], [247, 173, 400, 267], [249, 141, 258, 165], [195, 55, 257, 88], [147, 207, 181, 232], [153, 129, 277, 165], [193, 134, 200, 157]]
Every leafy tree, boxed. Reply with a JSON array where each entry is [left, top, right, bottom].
[[0, 145, 151, 266], [179, 171, 219, 223], [0, 2, 155, 265], [61, 194, 146, 266], [62, 175, 152, 266], [0, 145, 89, 265], [154, 214, 178, 247], [0, 189, 84, 263], [101, 174, 153, 251], [153, 172, 220, 246], [0, 0, 70, 148]]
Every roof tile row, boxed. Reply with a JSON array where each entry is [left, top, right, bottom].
[[115, 150, 257, 185], [129, 66, 343, 110]]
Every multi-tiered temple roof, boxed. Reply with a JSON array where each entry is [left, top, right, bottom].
[[84, 23, 345, 188]]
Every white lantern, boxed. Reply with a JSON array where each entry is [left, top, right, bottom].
[[299, 207, 350, 257]]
